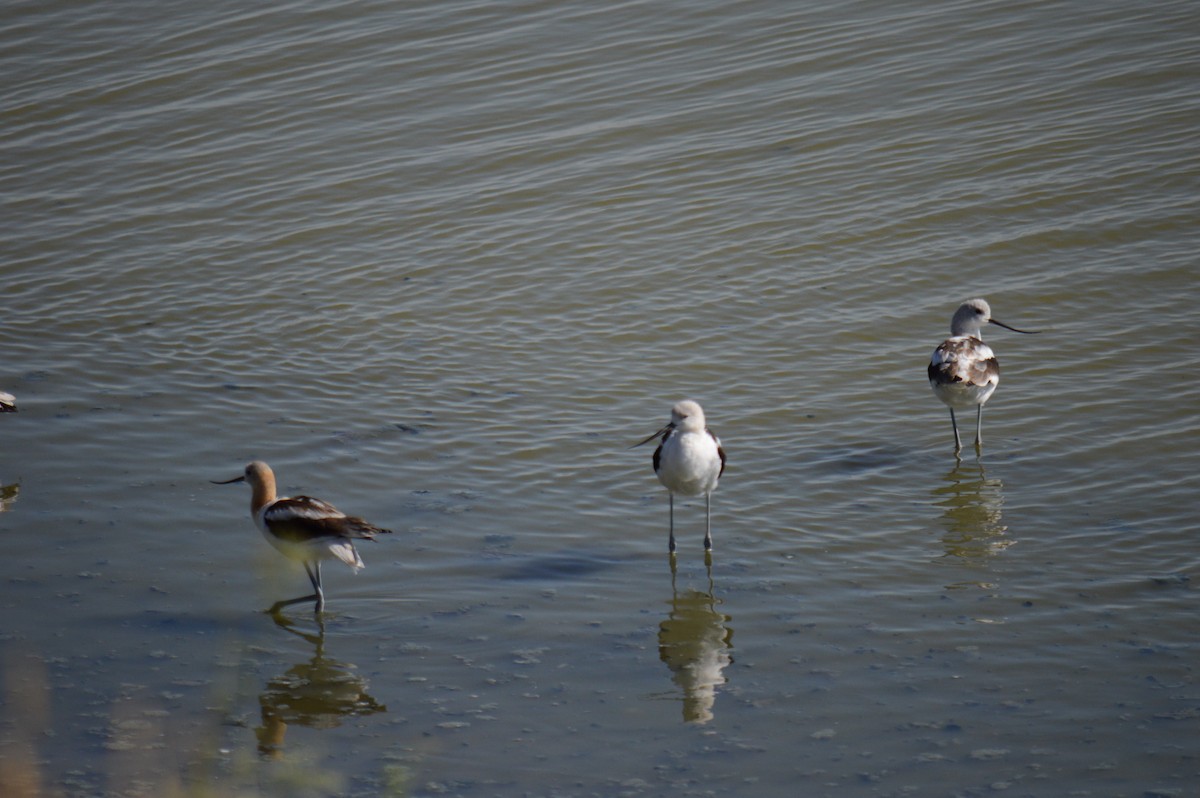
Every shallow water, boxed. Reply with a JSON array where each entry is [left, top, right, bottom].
[[2, 0, 1198, 795]]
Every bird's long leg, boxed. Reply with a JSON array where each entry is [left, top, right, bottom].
[[305, 561, 325, 613], [668, 493, 676, 555], [265, 562, 325, 615], [267, 592, 320, 614], [949, 408, 962, 453], [703, 493, 713, 552], [974, 405, 984, 451]]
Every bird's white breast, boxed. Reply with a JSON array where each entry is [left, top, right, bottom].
[[657, 430, 722, 496]]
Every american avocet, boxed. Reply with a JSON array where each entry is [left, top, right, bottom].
[[633, 400, 726, 554], [0, 391, 15, 412], [928, 298, 1038, 454], [213, 461, 392, 613]]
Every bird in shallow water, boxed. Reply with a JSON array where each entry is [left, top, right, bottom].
[[633, 400, 726, 555], [928, 298, 1038, 455], [213, 461, 391, 614], [0, 391, 15, 412]]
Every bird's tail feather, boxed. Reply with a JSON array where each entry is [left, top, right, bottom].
[[328, 540, 366, 571]]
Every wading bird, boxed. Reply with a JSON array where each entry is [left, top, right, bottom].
[[928, 298, 1038, 454], [633, 400, 726, 554], [213, 461, 391, 613]]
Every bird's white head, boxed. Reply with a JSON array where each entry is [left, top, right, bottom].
[[949, 297, 1039, 338], [670, 399, 707, 432], [950, 298, 992, 337]]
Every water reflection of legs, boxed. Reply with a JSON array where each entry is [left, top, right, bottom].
[[932, 460, 1010, 562], [256, 612, 386, 757], [669, 550, 715, 587], [658, 564, 733, 725]]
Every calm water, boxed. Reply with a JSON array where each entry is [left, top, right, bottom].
[[2, 0, 1198, 795]]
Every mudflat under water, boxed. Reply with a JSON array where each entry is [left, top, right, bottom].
[[2, 1, 1198, 796]]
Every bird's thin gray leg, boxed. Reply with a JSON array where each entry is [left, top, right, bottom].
[[949, 408, 962, 453], [703, 493, 713, 552], [974, 405, 984, 450], [668, 494, 676, 555], [264, 562, 327, 614], [268, 592, 321, 615], [305, 561, 325, 613]]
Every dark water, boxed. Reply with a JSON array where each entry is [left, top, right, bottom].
[[2, 0, 1198, 795]]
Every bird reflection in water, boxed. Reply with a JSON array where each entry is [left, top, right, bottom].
[[0, 482, 18, 513], [257, 612, 386, 757], [657, 561, 733, 724], [932, 460, 1011, 562]]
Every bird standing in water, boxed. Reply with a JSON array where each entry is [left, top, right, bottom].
[[928, 298, 1038, 454], [213, 461, 391, 613], [634, 400, 726, 555]]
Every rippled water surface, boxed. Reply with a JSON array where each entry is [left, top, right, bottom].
[[2, 0, 1198, 795]]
